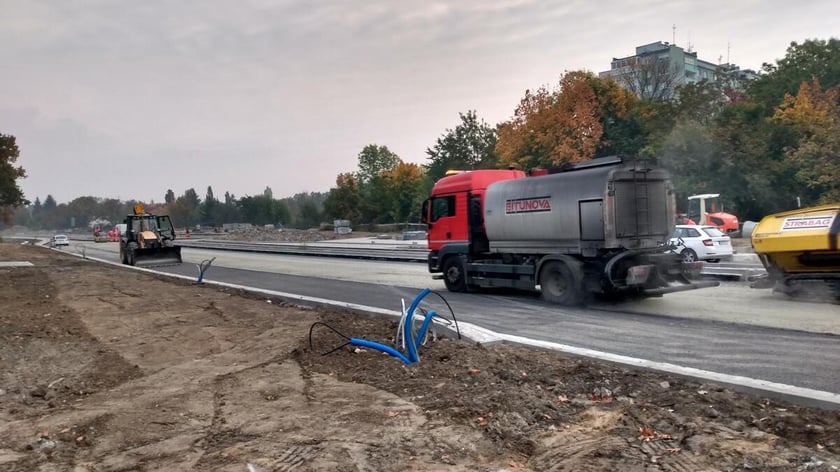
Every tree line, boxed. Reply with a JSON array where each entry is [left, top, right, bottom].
[[2, 38, 838, 230]]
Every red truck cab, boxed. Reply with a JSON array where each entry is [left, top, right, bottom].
[[421, 169, 525, 253]]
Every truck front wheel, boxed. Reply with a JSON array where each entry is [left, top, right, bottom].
[[442, 256, 468, 292], [539, 260, 584, 305]]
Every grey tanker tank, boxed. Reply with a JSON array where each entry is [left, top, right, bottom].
[[483, 158, 675, 255]]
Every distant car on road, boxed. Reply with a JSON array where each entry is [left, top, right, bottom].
[[669, 225, 733, 263], [50, 234, 70, 247]]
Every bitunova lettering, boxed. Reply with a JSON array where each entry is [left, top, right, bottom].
[[505, 196, 552, 214]]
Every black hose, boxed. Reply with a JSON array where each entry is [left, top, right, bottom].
[[426, 291, 461, 340], [308, 321, 352, 356]]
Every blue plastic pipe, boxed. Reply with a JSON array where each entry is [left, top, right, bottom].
[[350, 338, 412, 364], [404, 288, 431, 362]]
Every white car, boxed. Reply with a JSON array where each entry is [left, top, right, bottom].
[[669, 225, 733, 263], [50, 234, 70, 247]]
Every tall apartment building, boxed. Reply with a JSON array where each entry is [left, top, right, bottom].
[[599, 41, 756, 99]]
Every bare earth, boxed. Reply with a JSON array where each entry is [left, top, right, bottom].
[[1, 243, 839, 471]]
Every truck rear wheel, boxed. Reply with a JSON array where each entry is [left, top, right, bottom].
[[442, 256, 468, 292], [539, 259, 584, 305]]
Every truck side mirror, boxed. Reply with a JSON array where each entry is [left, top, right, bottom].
[[420, 199, 430, 225]]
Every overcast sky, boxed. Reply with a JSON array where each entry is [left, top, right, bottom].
[[2, 1, 838, 204]]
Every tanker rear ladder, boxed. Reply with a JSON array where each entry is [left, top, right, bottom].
[[633, 162, 651, 237]]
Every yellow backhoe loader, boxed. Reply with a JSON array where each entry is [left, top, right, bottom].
[[119, 204, 183, 267]]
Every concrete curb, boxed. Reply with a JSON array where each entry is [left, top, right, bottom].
[[49, 246, 840, 411]]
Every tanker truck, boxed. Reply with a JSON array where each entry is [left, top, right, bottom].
[[419, 155, 718, 305]]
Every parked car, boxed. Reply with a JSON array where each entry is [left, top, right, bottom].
[[669, 225, 733, 263], [50, 234, 70, 247]]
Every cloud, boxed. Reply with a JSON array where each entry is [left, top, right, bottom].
[[2, 0, 839, 204]]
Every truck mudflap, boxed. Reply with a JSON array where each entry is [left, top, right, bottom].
[[133, 246, 183, 267], [605, 249, 712, 290], [642, 279, 720, 296]]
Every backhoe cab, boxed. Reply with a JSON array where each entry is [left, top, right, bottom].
[[687, 194, 739, 235], [119, 203, 183, 267]]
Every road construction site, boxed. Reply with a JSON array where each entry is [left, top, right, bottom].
[[2, 241, 840, 471]]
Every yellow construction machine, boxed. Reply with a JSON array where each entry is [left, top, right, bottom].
[[750, 203, 840, 300], [119, 203, 183, 267]]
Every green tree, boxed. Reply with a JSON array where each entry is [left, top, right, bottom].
[[297, 200, 321, 229], [66, 196, 101, 228], [183, 188, 201, 210], [673, 80, 728, 125], [356, 144, 400, 184], [100, 198, 128, 226], [38, 195, 63, 229], [0, 133, 28, 223], [220, 191, 242, 224], [749, 38, 840, 111], [201, 186, 221, 225], [322, 173, 362, 224], [282, 192, 327, 228], [238, 195, 289, 226], [425, 110, 498, 183], [658, 120, 722, 209], [167, 188, 202, 228], [164, 189, 175, 204], [712, 103, 796, 219]]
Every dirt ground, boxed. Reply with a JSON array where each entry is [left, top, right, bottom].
[[2, 243, 839, 472]]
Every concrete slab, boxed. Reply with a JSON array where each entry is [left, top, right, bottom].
[[0, 261, 34, 267]]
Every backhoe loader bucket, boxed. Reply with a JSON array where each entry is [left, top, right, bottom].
[[133, 246, 183, 267]]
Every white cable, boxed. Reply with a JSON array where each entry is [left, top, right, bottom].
[[396, 298, 407, 350]]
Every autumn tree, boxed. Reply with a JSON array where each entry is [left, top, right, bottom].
[[425, 110, 498, 182], [772, 79, 840, 203], [496, 71, 604, 170], [380, 163, 426, 223], [0, 133, 28, 223]]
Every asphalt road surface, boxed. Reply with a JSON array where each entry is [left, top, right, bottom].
[[72, 241, 840, 396]]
